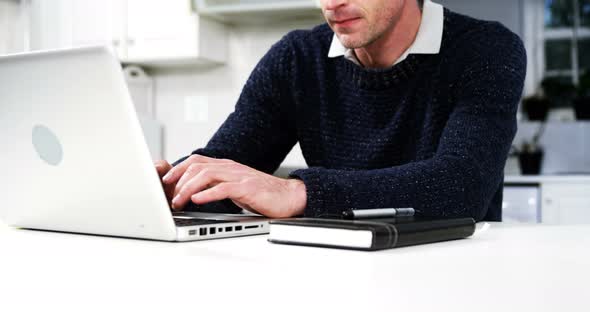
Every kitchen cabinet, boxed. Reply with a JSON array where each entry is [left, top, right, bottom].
[[541, 183, 590, 224], [504, 176, 590, 224], [29, 0, 227, 67], [502, 185, 541, 223], [69, 0, 126, 56], [193, 0, 322, 24], [125, 0, 226, 65]]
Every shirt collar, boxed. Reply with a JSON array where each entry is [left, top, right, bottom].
[[328, 0, 444, 66]]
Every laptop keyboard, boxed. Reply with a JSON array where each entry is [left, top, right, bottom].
[[174, 218, 232, 227]]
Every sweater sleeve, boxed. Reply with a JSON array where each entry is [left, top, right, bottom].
[[290, 24, 527, 221], [173, 34, 298, 173]]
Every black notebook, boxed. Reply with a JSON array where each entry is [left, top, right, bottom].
[[268, 217, 476, 251]]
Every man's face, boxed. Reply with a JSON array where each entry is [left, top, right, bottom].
[[320, 0, 405, 49]]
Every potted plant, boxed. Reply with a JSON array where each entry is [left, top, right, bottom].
[[522, 95, 550, 121], [541, 77, 576, 109], [520, 77, 575, 121], [514, 79, 561, 175], [574, 71, 590, 120], [514, 122, 546, 175]]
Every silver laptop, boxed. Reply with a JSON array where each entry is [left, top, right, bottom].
[[0, 46, 268, 241]]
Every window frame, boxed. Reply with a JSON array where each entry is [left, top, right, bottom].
[[525, 0, 590, 95]]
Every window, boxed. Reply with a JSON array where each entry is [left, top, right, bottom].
[[543, 0, 590, 84]]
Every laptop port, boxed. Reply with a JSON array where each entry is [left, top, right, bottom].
[[244, 225, 258, 229], [199, 228, 207, 236], [209, 227, 216, 234], [235, 226, 242, 231], [189, 230, 196, 236], [218, 228, 223, 232], [225, 226, 233, 232]]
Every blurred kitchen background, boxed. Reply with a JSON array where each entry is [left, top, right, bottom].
[[1, 0, 589, 224]]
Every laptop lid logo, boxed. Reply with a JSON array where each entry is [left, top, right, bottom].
[[32, 125, 63, 166]]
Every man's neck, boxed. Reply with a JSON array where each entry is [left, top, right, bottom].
[[354, 2, 422, 69]]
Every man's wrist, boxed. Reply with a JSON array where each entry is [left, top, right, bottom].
[[288, 179, 307, 216]]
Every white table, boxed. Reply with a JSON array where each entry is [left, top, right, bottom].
[[1, 222, 589, 312]]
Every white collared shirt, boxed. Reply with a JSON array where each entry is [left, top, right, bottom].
[[327, 0, 444, 67]]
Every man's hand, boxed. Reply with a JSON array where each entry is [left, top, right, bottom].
[[154, 160, 176, 207], [159, 155, 307, 218]]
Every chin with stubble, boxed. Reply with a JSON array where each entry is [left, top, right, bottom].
[[320, 0, 406, 49]]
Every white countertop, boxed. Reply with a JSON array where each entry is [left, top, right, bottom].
[[505, 175, 590, 183], [1, 221, 589, 312]]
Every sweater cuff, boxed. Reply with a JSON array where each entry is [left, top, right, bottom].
[[288, 168, 336, 218], [172, 149, 216, 167]]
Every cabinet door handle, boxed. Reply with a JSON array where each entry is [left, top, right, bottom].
[[112, 39, 120, 46], [127, 38, 135, 46]]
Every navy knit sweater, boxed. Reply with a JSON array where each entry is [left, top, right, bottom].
[[176, 9, 527, 222]]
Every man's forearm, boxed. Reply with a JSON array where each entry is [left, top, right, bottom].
[[290, 157, 488, 220]]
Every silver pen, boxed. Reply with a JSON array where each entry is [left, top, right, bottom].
[[341, 208, 415, 219]]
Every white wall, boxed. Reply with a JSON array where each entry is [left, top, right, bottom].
[[0, 0, 27, 54], [438, 0, 524, 37]]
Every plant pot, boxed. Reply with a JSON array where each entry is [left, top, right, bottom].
[[518, 150, 544, 175], [522, 97, 550, 121], [574, 97, 590, 120]]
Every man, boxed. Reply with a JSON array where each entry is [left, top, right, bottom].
[[154, 0, 526, 221]]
